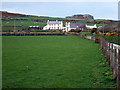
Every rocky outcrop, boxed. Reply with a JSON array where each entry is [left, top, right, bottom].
[[66, 14, 94, 19], [1, 11, 28, 17]]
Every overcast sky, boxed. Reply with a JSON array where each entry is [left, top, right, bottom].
[[1, 1, 118, 20]]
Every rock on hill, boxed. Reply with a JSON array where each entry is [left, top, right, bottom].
[[66, 14, 94, 19], [1, 11, 28, 17]]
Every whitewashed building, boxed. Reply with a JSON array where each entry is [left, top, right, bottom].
[[43, 20, 96, 32], [65, 22, 85, 32], [86, 24, 97, 29], [43, 20, 63, 30]]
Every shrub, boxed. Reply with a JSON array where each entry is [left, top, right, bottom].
[[69, 29, 82, 33], [91, 28, 97, 34]]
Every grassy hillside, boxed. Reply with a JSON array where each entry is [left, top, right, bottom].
[[2, 14, 106, 32]]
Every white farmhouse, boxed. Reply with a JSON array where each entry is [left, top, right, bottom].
[[86, 24, 97, 29], [43, 20, 63, 30]]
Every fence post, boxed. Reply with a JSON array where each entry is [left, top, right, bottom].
[[107, 42, 110, 62], [100, 38, 103, 49], [105, 41, 109, 60], [118, 49, 120, 89], [113, 48, 117, 80], [108, 43, 111, 64], [110, 43, 114, 71]]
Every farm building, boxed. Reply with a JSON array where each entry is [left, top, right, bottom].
[[43, 20, 89, 32], [28, 26, 42, 30], [65, 22, 85, 32], [43, 20, 63, 30], [86, 24, 97, 29]]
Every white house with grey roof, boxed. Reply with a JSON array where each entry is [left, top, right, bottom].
[[43, 20, 63, 30], [43, 20, 86, 32], [65, 22, 85, 32]]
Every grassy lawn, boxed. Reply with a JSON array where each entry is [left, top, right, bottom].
[[2, 36, 116, 88]]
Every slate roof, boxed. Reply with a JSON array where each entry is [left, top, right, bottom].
[[70, 23, 85, 28], [48, 20, 62, 24]]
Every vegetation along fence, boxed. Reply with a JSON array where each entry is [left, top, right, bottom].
[[100, 37, 120, 89], [80, 33, 120, 89], [72, 33, 120, 89]]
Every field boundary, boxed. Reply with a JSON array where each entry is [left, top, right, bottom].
[[1, 32, 65, 36], [77, 33, 120, 89], [100, 37, 120, 89], [68, 32, 120, 89]]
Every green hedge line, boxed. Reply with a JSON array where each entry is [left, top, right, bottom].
[[1, 33, 65, 36]]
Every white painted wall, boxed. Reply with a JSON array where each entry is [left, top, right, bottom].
[[43, 20, 63, 30], [86, 24, 97, 29]]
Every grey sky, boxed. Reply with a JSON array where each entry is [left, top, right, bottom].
[[1, 2, 118, 20]]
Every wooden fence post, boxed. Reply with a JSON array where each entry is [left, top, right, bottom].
[[118, 49, 120, 89], [107, 42, 110, 62], [108, 43, 110, 64], [110, 43, 112, 69], [110, 43, 114, 71], [113, 48, 117, 80], [101, 38, 102, 49], [105, 41, 109, 60]]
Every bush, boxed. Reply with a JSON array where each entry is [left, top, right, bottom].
[[69, 29, 82, 33], [91, 28, 97, 34]]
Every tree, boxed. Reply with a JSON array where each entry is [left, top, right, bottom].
[[91, 28, 97, 34]]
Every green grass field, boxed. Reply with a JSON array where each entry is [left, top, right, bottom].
[[2, 36, 116, 88]]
